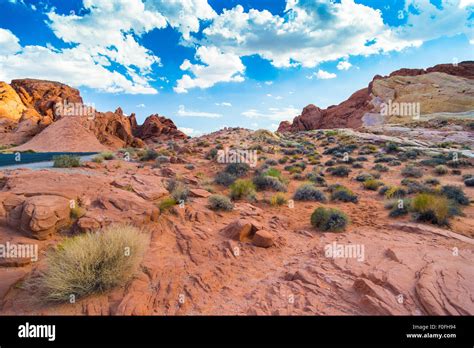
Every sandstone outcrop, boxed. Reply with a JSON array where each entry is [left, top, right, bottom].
[[278, 61, 474, 132], [0, 79, 186, 150]]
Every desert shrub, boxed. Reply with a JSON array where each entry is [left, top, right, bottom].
[[253, 175, 287, 192], [311, 207, 349, 232], [264, 168, 283, 180], [306, 172, 327, 186], [167, 180, 189, 202], [434, 165, 448, 175], [402, 164, 423, 178], [156, 155, 170, 165], [355, 173, 373, 182], [330, 186, 358, 203], [374, 155, 398, 163], [465, 178, 474, 187], [352, 162, 363, 169], [265, 159, 278, 166], [53, 155, 81, 168], [215, 172, 236, 186], [184, 164, 195, 170], [356, 156, 368, 162], [270, 193, 288, 206], [278, 156, 289, 164], [139, 149, 159, 161], [385, 198, 411, 218], [37, 224, 147, 302], [359, 144, 378, 155], [385, 142, 399, 153], [324, 160, 335, 167], [372, 164, 389, 172], [92, 155, 104, 163], [412, 193, 450, 225], [159, 197, 177, 212], [230, 179, 256, 200], [293, 173, 304, 180], [285, 165, 303, 174], [401, 179, 433, 194], [384, 186, 407, 199], [424, 177, 440, 186], [225, 163, 251, 177], [388, 160, 402, 166], [447, 158, 470, 168], [208, 194, 234, 211], [363, 179, 383, 190], [327, 166, 351, 177], [441, 185, 469, 205], [205, 148, 219, 160], [294, 184, 327, 202], [100, 152, 115, 160]]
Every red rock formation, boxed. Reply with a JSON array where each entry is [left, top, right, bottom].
[[278, 61, 474, 132], [133, 114, 188, 142], [0, 79, 186, 150]]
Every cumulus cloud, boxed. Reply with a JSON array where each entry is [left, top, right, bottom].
[[145, 0, 216, 40], [242, 107, 300, 121], [177, 104, 222, 118], [0, 44, 157, 94], [179, 127, 202, 136], [337, 60, 352, 70], [307, 69, 337, 80], [201, 2, 420, 69], [215, 102, 232, 106], [174, 46, 245, 93], [0, 28, 21, 55]]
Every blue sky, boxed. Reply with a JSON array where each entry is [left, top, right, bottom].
[[0, 0, 472, 136]]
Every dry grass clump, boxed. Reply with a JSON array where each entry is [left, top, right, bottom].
[[36, 224, 148, 302]]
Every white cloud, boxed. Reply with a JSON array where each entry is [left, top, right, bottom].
[[242, 107, 300, 121], [177, 104, 222, 118], [307, 69, 337, 80], [136, 103, 146, 108], [202, 2, 421, 69], [0, 44, 157, 94], [337, 60, 352, 70], [0, 28, 21, 55], [174, 46, 245, 93], [264, 81, 273, 85], [179, 127, 202, 136], [145, 0, 216, 40], [215, 102, 232, 106]]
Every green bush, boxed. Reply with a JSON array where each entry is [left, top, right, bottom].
[[215, 172, 237, 186], [384, 186, 407, 199], [327, 165, 351, 177], [53, 155, 81, 168], [402, 164, 423, 178], [434, 165, 448, 175], [330, 186, 358, 203], [306, 172, 327, 186], [372, 163, 389, 172], [270, 193, 288, 206], [100, 152, 115, 160], [159, 197, 177, 212], [363, 179, 383, 190], [37, 224, 147, 302], [230, 179, 256, 201], [465, 178, 474, 187], [441, 185, 469, 205], [311, 207, 349, 232], [355, 173, 373, 182], [253, 175, 287, 192], [294, 184, 327, 202], [225, 163, 250, 177], [208, 194, 234, 211], [139, 149, 159, 161], [412, 193, 451, 225]]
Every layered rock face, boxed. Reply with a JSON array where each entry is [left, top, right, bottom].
[[0, 78, 186, 151], [278, 61, 474, 132]]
